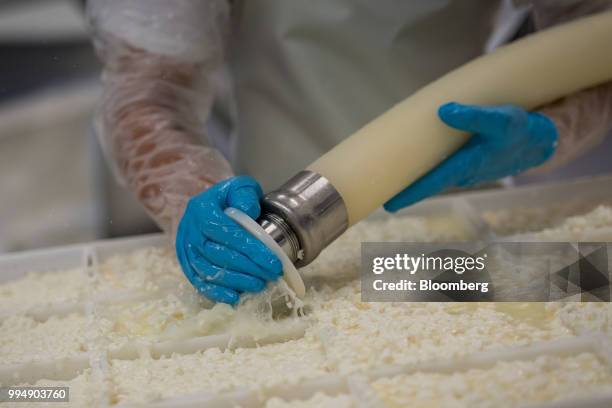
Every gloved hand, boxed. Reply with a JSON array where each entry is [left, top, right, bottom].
[[175, 176, 283, 305], [384, 102, 558, 212]]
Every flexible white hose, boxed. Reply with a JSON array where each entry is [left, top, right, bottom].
[[310, 10, 612, 226]]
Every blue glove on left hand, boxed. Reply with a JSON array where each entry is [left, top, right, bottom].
[[175, 176, 283, 305], [384, 102, 558, 212]]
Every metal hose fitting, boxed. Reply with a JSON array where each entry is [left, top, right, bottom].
[[257, 170, 349, 267]]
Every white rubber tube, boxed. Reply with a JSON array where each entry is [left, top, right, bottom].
[[309, 10, 612, 226]]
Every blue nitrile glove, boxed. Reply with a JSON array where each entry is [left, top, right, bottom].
[[175, 176, 283, 305], [384, 102, 558, 212]]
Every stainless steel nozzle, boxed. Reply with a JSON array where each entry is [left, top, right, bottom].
[[257, 170, 349, 267]]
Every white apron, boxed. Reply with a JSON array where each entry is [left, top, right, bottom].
[[227, 0, 501, 191]]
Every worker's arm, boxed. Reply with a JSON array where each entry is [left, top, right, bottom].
[[87, 0, 281, 304], [87, 0, 234, 235], [523, 0, 612, 172]]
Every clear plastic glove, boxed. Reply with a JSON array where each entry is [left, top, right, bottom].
[[384, 102, 558, 212], [175, 176, 283, 305]]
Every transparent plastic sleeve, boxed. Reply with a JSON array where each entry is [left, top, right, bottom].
[[87, 0, 234, 236], [529, 0, 612, 171]]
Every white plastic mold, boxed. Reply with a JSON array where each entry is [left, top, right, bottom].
[[463, 174, 612, 215], [108, 336, 612, 408], [393, 174, 612, 239], [2, 176, 612, 406]]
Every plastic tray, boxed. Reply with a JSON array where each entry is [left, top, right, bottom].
[[2, 175, 612, 407], [394, 174, 612, 216]]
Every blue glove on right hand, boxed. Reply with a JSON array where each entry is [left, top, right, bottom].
[[384, 102, 558, 212], [175, 176, 283, 305]]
